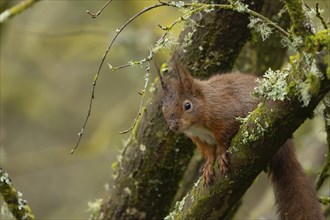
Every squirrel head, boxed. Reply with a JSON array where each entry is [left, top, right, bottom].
[[158, 63, 204, 132]]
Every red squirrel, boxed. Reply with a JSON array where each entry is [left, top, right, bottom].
[[159, 63, 324, 220]]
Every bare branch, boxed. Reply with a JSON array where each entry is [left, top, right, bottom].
[[86, 0, 113, 19]]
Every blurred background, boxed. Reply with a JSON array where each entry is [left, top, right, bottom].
[[0, 0, 329, 219]]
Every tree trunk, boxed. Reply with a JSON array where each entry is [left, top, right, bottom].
[[99, 1, 264, 219]]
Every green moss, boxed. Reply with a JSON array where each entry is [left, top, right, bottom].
[[287, 81, 297, 94], [318, 196, 330, 205], [111, 161, 118, 170], [284, 0, 312, 37], [306, 73, 320, 95], [325, 53, 330, 79], [287, 52, 323, 106], [304, 29, 330, 53], [289, 53, 300, 63], [160, 63, 169, 74], [236, 102, 273, 147], [131, 107, 146, 140]]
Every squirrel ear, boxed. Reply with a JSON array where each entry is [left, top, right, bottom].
[[175, 63, 203, 98], [155, 61, 169, 92], [174, 62, 194, 92]]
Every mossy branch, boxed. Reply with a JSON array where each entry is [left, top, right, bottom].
[[0, 0, 41, 23], [166, 30, 330, 220], [283, 0, 314, 37], [0, 168, 35, 220]]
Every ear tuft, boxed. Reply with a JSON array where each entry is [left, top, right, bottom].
[[174, 62, 194, 93], [155, 61, 169, 92]]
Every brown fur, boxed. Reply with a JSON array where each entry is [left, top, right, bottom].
[[270, 139, 323, 220], [160, 64, 323, 219]]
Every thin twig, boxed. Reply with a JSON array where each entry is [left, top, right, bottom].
[[119, 63, 151, 134], [109, 8, 191, 72], [244, 7, 289, 37], [71, 2, 168, 154], [315, 3, 328, 30], [109, 63, 132, 71], [119, 98, 143, 134], [86, 0, 113, 19]]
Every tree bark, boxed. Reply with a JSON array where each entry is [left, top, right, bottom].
[[99, 1, 263, 219]]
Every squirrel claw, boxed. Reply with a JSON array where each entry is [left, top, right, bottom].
[[203, 174, 212, 186], [203, 171, 214, 186], [218, 153, 230, 174], [202, 162, 215, 186]]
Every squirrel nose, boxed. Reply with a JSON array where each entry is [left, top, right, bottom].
[[168, 120, 179, 131]]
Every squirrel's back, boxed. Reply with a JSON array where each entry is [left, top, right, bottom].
[[198, 73, 260, 144]]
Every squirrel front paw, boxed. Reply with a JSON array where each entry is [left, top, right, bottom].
[[218, 152, 230, 174], [202, 162, 215, 185]]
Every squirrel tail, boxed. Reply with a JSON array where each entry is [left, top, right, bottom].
[[269, 139, 324, 220]]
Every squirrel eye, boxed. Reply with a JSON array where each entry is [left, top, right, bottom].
[[183, 100, 193, 112]]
